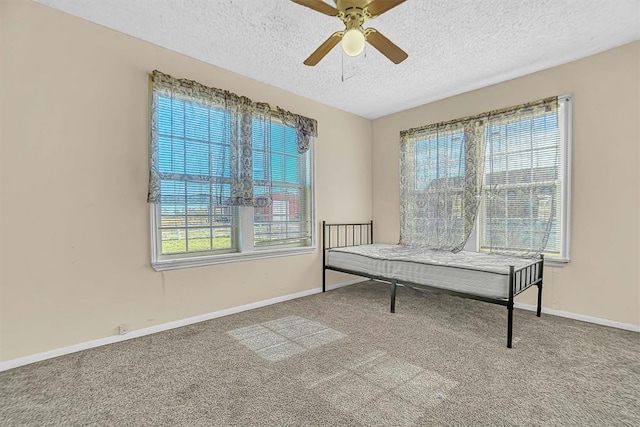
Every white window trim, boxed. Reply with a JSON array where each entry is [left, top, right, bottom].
[[469, 95, 572, 267], [557, 94, 572, 264], [150, 141, 316, 272]]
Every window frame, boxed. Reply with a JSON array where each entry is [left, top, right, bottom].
[[150, 114, 316, 272], [469, 95, 572, 266]]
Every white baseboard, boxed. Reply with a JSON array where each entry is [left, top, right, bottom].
[[0, 279, 367, 372], [4, 279, 634, 372], [515, 303, 640, 332]]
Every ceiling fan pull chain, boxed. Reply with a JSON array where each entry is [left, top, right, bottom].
[[341, 51, 356, 82]]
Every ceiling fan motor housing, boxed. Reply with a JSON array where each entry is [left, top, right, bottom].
[[337, 0, 369, 30], [335, 0, 371, 11], [341, 9, 365, 31]]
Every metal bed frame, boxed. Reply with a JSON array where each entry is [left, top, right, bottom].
[[321, 221, 544, 348]]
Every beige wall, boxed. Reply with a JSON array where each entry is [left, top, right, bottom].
[[0, 0, 372, 361], [1, 1, 638, 363], [373, 42, 640, 326]]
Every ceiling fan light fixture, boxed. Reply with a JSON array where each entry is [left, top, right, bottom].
[[342, 27, 365, 57]]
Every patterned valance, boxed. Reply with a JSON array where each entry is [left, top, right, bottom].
[[276, 107, 317, 154], [148, 71, 316, 207], [150, 70, 271, 115]]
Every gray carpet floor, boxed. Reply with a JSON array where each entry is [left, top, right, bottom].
[[1, 281, 639, 426]]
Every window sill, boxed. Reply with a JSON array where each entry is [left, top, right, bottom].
[[151, 246, 316, 271], [476, 247, 570, 268], [543, 258, 570, 268]]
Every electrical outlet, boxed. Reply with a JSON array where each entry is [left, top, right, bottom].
[[118, 323, 129, 335]]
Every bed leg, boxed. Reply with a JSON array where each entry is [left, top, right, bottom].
[[390, 280, 397, 314], [322, 266, 326, 293], [507, 265, 514, 348], [507, 303, 513, 348], [536, 255, 544, 317], [536, 283, 543, 317], [322, 220, 326, 293]]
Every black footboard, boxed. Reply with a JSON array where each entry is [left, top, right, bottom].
[[507, 256, 544, 347], [322, 220, 544, 348]]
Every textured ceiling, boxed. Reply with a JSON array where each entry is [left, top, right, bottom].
[[36, 0, 640, 119]]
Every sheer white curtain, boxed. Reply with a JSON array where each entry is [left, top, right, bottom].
[[481, 98, 560, 257], [400, 119, 486, 251], [400, 96, 561, 256]]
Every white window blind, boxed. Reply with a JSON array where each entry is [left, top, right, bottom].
[[480, 96, 571, 260], [254, 121, 312, 248], [156, 95, 236, 256]]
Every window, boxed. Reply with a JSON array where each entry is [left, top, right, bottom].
[[478, 96, 571, 262], [148, 71, 315, 271], [400, 96, 571, 263]]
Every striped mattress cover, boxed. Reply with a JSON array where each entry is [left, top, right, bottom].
[[327, 244, 538, 299]]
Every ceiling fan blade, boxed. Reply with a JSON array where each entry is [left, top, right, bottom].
[[291, 0, 339, 16], [366, 29, 408, 64], [366, 0, 406, 17], [304, 32, 342, 66]]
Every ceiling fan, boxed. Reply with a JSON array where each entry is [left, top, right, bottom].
[[291, 0, 408, 66]]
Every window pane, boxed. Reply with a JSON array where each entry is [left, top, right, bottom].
[[213, 227, 233, 250], [185, 140, 210, 175], [187, 228, 212, 252], [158, 136, 186, 174], [161, 229, 187, 254], [184, 104, 209, 141], [271, 125, 285, 153], [255, 187, 308, 246], [414, 132, 465, 190], [285, 155, 300, 184], [155, 93, 237, 256], [211, 144, 229, 178], [253, 151, 266, 180], [170, 98, 185, 136], [285, 127, 298, 155]]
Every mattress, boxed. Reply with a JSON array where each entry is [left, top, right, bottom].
[[327, 244, 538, 299]]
